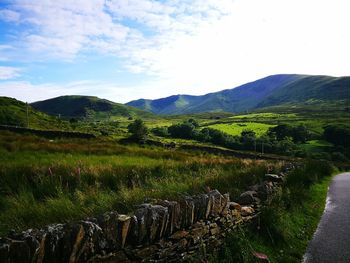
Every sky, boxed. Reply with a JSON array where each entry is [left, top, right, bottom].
[[0, 0, 350, 103]]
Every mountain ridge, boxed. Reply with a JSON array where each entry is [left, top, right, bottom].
[[0, 96, 61, 129], [31, 95, 154, 119], [127, 74, 350, 115]]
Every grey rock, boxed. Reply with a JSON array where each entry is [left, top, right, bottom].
[[265, 174, 283, 183], [208, 190, 224, 217], [237, 191, 259, 205], [97, 211, 119, 250], [193, 194, 209, 222], [179, 197, 195, 228], [156, 200, 181, 236]]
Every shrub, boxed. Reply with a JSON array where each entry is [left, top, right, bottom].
[[268, 124, 309, 143], [127, 119, 148, 142], [324, 125, 350, 147], [151, 127, 169, 137], [168, 122, 196, 139], [331, 152, 348, 162]]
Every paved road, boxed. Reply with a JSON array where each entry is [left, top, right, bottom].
[[303, 173, 350, 263]]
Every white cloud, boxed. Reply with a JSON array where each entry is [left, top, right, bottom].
[[7, 0, 133, 59], [0, 80, 144, 103], [4, 0, 234, 60], [0, 9, 20, 22], [0, 66, 21, 80], [1, 0, 350, 101], [123, 0, 350, 95]]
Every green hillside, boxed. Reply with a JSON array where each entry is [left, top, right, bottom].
[[0, 97, 61, 129], [31, 95, 154, 120], [127, 74, 350, 115], [257, 75, 350, 107]]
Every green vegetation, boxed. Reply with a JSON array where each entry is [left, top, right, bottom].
[[0, 97, 64, 129], [213, 161, 335, 262], [207, 122, 275, 137], [299, 140, 332, 153], [324, 125, 350, 147], [127, 74, 350, 115], [1, 89, 350, 262], [31, 95, 154, 120], [0, 131, 283, 236], [127, 119, 149, 142], [231, 113, 297, 119]]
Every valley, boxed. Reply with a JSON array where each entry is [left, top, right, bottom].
[[0, 74, 349, 262]]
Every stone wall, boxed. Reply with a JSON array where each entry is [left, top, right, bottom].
[[0, 125, 96, 139], [0, 169, 290, 263]]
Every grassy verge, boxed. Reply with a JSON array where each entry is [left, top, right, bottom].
[[213, 161, 335, 262]]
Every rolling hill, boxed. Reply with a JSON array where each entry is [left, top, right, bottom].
[[0, 97, 60, 129], [127, 74, 350, 115], [31, 95, 154, 120]]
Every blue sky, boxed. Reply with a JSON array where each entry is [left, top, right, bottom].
[[0, 0, 350, 103]]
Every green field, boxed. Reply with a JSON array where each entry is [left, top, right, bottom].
[[300, 140, 333, 152], [207, 122, 276, 137], [0, 131, 283, 236], [231, 112, 297, 119]]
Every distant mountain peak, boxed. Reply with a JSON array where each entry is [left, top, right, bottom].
[[31, 95, 153, 119], [126, 74, 350, 115]]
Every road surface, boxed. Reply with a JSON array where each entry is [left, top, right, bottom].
[[303, 172, 350, 263]]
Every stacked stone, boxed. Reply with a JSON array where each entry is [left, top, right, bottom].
[[0, 172, 286, 263]]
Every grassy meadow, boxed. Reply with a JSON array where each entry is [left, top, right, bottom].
[[206, 122, 275, 137], [0, 130, 283, 236]]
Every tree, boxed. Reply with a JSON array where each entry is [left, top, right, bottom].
[[268, 124, 292, 141], [292, 125, 309, 143], [127, 119, 148, 142], [324, 125, 350, 147], [268, 124, 309, 143], [240, 129, 256, 150], [151, 126, 169, 137], [168, 122, 196, 139], [188, 118, 199, 128]]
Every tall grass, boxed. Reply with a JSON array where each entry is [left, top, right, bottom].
[[0, 131, 282, 235], [215, 160, 335, 262]]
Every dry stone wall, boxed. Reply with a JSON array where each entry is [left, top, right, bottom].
[[0, 167, 291, 263], [0, 125, 96, 139]]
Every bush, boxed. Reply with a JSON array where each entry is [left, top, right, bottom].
[[324, 125, 350, 147], [331, 152, 348, 162], [268, 124, 309, 143], [127, 119, 148, 142], [168, 122, 196, 139], [151, 127, 169, 137]]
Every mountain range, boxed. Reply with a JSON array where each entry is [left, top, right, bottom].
[[127, 74, 350, 115], [1, 74, 350, 127]]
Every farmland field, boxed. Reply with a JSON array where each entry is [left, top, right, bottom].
[[231, 112, 298, 120], [207, 122, 276, 136]]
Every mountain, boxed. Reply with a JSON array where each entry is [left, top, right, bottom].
[[127, 74, 350, 115], [31, 95, 154, 119], [0, 97, 59, 128]]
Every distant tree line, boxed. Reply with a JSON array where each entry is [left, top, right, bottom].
[[148, 118, 350, 162], [151, 119, 311, 155], [323, 125, 350, 147]]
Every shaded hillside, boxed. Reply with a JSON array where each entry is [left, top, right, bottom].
[[31, 95, 154, 119], [127, 74, 350, 115], [0, 97, 60, 129], [257, 75, 350, 108]]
